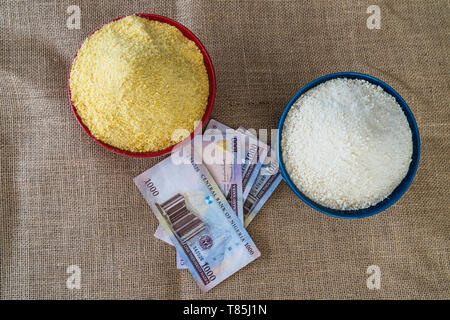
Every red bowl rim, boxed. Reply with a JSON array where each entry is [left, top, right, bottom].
[[67, 13, 216, 158]]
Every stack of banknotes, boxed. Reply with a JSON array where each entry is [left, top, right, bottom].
[[134, 119, 282, 292]]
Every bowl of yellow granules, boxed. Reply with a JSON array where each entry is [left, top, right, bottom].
[[68, 14, 215, 157]]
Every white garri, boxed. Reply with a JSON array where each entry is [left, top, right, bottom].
[[282, 78, 412, 210]]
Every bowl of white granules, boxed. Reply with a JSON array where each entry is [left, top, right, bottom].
[[278, 72, 420, 218]]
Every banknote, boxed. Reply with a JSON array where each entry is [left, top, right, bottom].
[[135, 142, 260, 292], [154, 223, 172, 245], [237, 127, 283, 227], [157, 121, 275, 269], [243, 150, 282, 227], [171, 122, 276, 269], [154, 224, 189, 269], [154, 224, 190, 269], [202, 134, 244, 223], [155, 132, 244, 269], [205, 119, 267, 200]]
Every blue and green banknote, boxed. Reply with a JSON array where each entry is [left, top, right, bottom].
[[148, 119, 281, 282], [134, 136, 259, 292]]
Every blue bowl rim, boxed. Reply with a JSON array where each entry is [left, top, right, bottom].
[[277, 72, 421, 219]]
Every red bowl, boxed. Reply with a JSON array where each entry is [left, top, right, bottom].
[[67, 14, 216, 158]]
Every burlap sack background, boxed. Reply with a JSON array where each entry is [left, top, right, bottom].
[[1, 0, 448, 299]]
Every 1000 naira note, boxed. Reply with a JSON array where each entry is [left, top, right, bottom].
[[206, 119, 267, 200], [134, 148, 260, 292], [237, 128, 283, 227], [202, 134, 244, 223], [244, 150, 282, 227], [155, 133, 244, 269]]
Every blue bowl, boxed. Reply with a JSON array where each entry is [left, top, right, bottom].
[[277, 72, 420, 219]]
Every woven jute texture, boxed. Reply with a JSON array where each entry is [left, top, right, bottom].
[[1, 0, 449, 299]]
